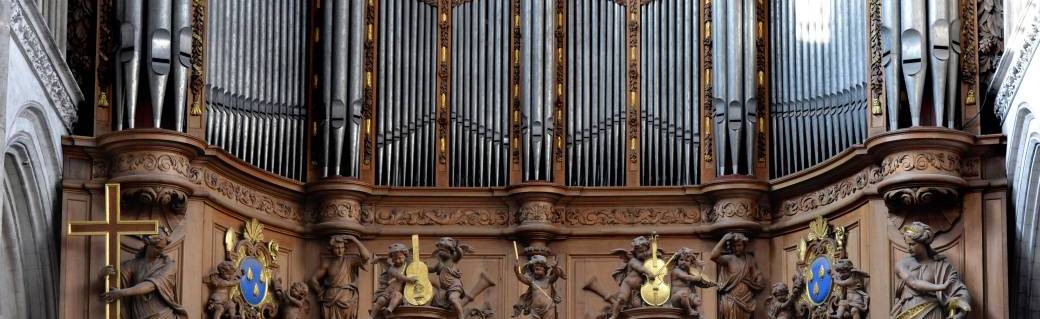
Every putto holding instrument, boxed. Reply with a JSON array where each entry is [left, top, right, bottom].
[[371, 243, 418, 318], [669, 248, 716, 318], [512, 242, 566, 319]]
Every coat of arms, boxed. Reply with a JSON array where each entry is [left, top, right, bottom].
[[224, 218, 282, 318], [792, 216, 869, 318]]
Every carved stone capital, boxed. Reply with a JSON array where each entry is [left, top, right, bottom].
[[516, 202, 558, 224], [702, 179, 768, 233], [318, 199, 363, 223]]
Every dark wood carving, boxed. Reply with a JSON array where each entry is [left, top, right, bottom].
[[428, 237, 495, 317], [273, 279, 311, 319], [371, 243, 414, 318], [100, 230, 189, 318], [892, 222, 971, 318], [190, 0, 207, 116], [66, 0, 96, 106], [513, 254, 565, 319], [710, 232, 765, 319], [310, 234, 372, 319], [668, 248, 715, 318], [977, 0, 1004, 84], [766, 274, 807, 319], [868, 0, 884, 115], [206, 261, 241, 319], [606, 236, 653, 318], [701, 0, 714, 162]]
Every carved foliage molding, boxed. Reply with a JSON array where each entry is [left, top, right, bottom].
[[516, 202, 557, 224], [190, 0, 206, 115], [995, 9, 1039, 122], [319, 200, 362, 222], [10, 0, 81, 129], [561, 207, 701, 226], [880, 151, 961, 176], [961, 0, 979, 87], [868, 0, 884, 113], [780, 166, 885, 216], [706, 198, 763, 222], [701, 0, 714, 162], [885, 187, 962, 233], [362, 207, 509, 226], [105, 152, 304, 222]]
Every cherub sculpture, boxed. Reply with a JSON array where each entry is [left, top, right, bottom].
[[206, 260, 241, 319], [831, 259, 869, 319], [767, 273, 808, 319], [766, 282, 795, 319], [430, 237, 475, 316], [669, 248, 716, 318], [513, 255, 566, 319], [371, 243, 417, 318], [607, 236, 655, 319], [273, 278, 310, 319]]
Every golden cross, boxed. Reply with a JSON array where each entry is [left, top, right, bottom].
[[67, 183, 159, 319]]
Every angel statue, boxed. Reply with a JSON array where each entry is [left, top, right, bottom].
[[831, 259, 869, 319], [512, 254, 566, 319], [205, 260, 241, 319], [430, 237, 475, 316], [370, 243, 417, 318], [273, 278, 310, 319], [892, 222, 971, 319], [606, 236, 656, 319], [669, 248, 716, 318]]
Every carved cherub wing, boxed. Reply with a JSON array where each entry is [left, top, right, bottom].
[[372, 256, 391, 269], [609, 248, 633, 262]]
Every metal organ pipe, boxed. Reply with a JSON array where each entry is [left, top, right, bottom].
[[638, 0, 700, 186], [768, 0, 868, 179], [447, 0, 510, 187], [204, 0, 308, 181]]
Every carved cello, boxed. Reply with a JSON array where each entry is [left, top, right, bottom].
[[404, 235, 434, 305], [640, 233, 672, 306]]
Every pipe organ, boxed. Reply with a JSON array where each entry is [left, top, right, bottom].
[[450, 0, 511, 187], [768, 0, 868, 179], [880, 0, 961, 129], [639, 0, 701, 186], [521, 0, 559, 182], [204, 0, 308, 181], [710, 0, 760, 176], [565, 0, 626, 186], [320, 0, 366, 179], [375, 0, 439, 187], [113, 0, 192, 131]]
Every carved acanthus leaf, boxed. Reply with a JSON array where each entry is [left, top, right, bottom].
[[561, 207, 700, 226], [364, 208, 508, 226]]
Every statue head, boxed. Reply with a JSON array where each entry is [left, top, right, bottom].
[[388, 243, 410, 267], [833, 259, 854, 278], [673, 247, 702, 269], [435, 237, 459, 260], [139, 227, 171, 258], [901, 222, 937, 259], [217, 260, 238, 279], [329, 235, 353, 257], [525, 255, 550, 279], [771, 282, 790, 302], [631, 236, 651, 260], [290, 282, 308, 299], [728, 233, 750, 254]]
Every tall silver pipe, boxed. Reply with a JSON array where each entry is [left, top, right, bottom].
[[171, 0, 191, 131], [147, 0, 173, 128]]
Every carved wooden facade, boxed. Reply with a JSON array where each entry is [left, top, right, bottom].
[[58, 0, 1009, 318]]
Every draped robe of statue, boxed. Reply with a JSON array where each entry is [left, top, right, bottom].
[[118, 254, 188, 319], [891, 255, 971, 319], [319, 256, 365, 319], [717, 252, 765, 319]]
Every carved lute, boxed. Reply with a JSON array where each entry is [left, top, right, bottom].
[[640, 233, 671, 306], [404, 235, 434, 305]]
